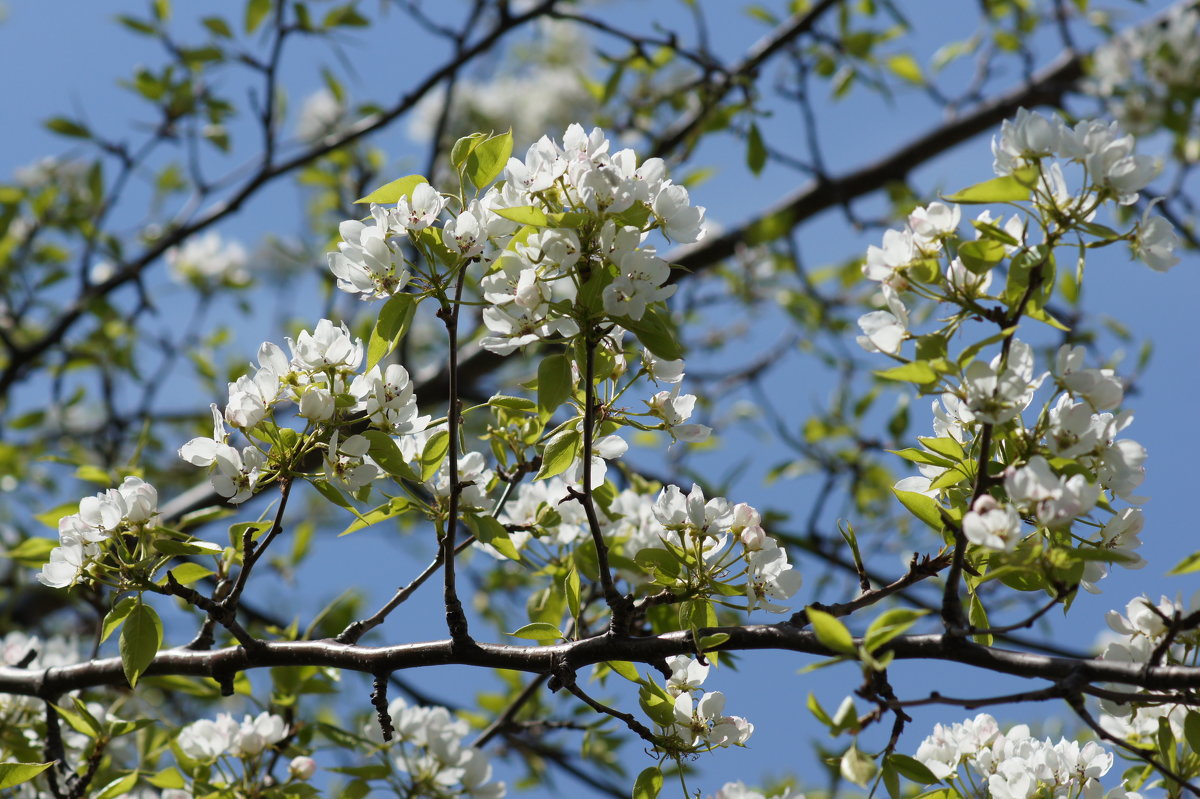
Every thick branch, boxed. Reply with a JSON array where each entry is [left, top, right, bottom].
[[7, 625, 1200, 699]]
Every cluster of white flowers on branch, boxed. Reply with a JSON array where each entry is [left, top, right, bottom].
[[914, 712, 1140, 799]]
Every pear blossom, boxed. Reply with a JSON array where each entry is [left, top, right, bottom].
[[324, 431, 379, 493], [653, 484, 733, 538], [908, 202, 960, 251], [392, 183, 445, 231], [350, 363, 428, 435], [863, 227, 916, 285], [646, 385, 711, 442], [564, 434, 627, 489], [991, 108, 1066, 175], [1005, 455, 1099, 528], [962, 339, 1045, 424], [602, 250, 676, 321], [665, 655, 709, 696], [856, 286, 909, 355], [166, 231, 249, 288], [1131, 211, 1180, 272], [1053, 345, 1123, 411], [745, 539, 803, 612], [327, 208, 412, 299], [288, 319, 363, 373], [642, 350, 685, 384], [652, 183, 706, 242], [672, 691, 753, 749], [962, 496, 1023, 551]]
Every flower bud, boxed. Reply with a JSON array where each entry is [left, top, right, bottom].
[[289, 755, 317, 781], [299, 385, 335, 421]]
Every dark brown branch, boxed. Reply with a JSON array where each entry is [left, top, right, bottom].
[[9, 625, 1200, 700]]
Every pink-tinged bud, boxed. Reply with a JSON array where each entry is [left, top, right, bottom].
[[289, 755, 317, 780]]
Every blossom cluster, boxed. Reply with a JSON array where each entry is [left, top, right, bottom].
[[858, 111, 1177, 360], [857, 110, 1166, 593], [1088, 6, 1200, 142], [166, 231, 250, 289], [914, 712, 1139, 799], [1096, 593, 1199, 742], [367, 697, 505, 799], [662, 655, 754, 751], [177, 710, 289, 762], [37, 476, 159, 589], [178, 318, 428, 503], [325, 124, 706, 355], [710, 783, 805, 799]]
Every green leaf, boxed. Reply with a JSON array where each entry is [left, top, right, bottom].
[[746, 122, 767, 176], [957, 238, 1007, 275], [52, 698, 102, 737], [101, 597, 137, 643], [0, 763, 53, 790], [493, 205, 549, 227], [420, 429, 450, 482], [606, 661, 642, 683], [354, 174, 428, 205], [1167, 551, 1200, 576], [466, 131, 513, 189], [537, 354, 573, 417], [806, 607, 855, 655], [875, 361, 938, 384], [45, 117, 91, 139], [507, 623, 563, 641], [969, 591, 993, 646], [146, 766, 186, 790], [892, 488, 945, 531], [362, 430, 420, 483], [488, 395, 537, 413], [885, 53, 923, 84], [864, 608, 927, 653], [840, 743, 877, 787], [202, 16, 234, 37], [164, 562, 213, 586], [95, 772, 139, 799], [451, 133, 485, 171], [917, 436, 964, 460], [633, 766, 663, 799], [153, 538, 224, 556], [943, 165, 1039, 203], [1183, 711, 1200, 755], [564, 566, 581, 621], [366, 293, 418, 370], [886, 753, 938, 785], [619, 305, 683, 361], [4, 537, 57, 568], [535, 428, 580, 481], [120, 600, 162, 687], [339, 497, 411, 537], [245, 0, 271, 33]]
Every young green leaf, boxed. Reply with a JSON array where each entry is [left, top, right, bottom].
[[466, 131, 513, 189], [537, 353, 573, 417], [806, 606, 856, 655], [746, 122, 767, 176], [864, 608, 927, 653], [507, 623, 564, 641], [633, 766, 663, 799], [354, 174, 428, 205], [0, 763, 53, 790], [120, 600, 162, 688]]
